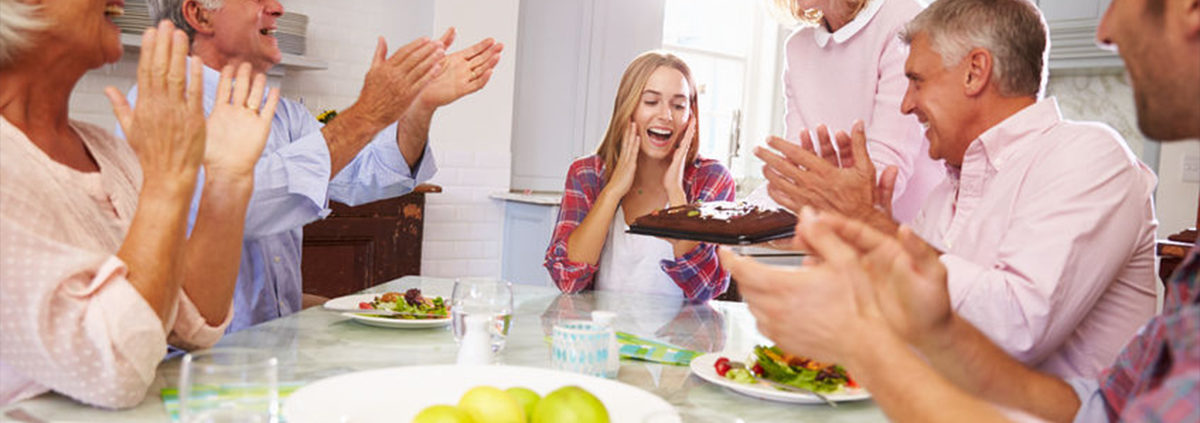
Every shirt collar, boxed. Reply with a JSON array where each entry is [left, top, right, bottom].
[[968, 97, 1062, 171], [813, 0, 885, 48]]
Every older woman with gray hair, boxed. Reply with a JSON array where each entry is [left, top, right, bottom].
[[0, 0, 278, 408]]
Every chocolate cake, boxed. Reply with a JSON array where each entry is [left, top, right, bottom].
[[628, 201, 798, 244]]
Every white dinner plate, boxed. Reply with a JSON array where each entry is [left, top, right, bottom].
[[690, 353, 871, 404], [282, 365, 680, 422], [323, 293, 452, 329]]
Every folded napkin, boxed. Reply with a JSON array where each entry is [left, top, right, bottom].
[[615, 331, 701, 366], [160, 382, 303, 422]]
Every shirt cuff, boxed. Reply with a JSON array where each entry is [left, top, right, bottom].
[[369, 123, 438, 183], [660, 242, 708, 272], [1067, 377, 1109, 423], [93, 257, 168, 389], [277, 129, 334, 210], [168, 292, 234, 351]]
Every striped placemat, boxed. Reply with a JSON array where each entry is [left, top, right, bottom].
[[160, 382, 303, 422]]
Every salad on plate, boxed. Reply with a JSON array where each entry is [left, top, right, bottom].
[[357, 289, 448, 320], [714, 345, 857, 393]]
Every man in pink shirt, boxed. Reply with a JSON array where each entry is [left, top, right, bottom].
[[747, 0, 944, 223], [755, 0, 1157, 379]]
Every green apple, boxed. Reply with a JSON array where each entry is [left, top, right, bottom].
[[530, 386, 610, 423], [411, 404, 475, 423], [458, 386, 525, 423], [505, 387, 540, 420]]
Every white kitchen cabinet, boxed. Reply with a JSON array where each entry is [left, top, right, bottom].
[[509, 0, 666, 192], [497, 194, 562, 287], [1035, 0, 1123, 72]]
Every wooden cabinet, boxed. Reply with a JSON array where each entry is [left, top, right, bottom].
[[300, 184, 441, 299]]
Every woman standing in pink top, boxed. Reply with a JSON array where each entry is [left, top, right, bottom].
[[0, 0, 278, 408], [749, 0, 943, 223]]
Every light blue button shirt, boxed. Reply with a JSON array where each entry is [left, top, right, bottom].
[[122, 64, 437, 332]]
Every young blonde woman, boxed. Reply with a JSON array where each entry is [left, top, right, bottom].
[[752, 0, 943, 224], [544, 52, 735, 302]]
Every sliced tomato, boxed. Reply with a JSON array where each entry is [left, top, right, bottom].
[[358, 302, 372, 310], [752, 363, 764, 377], [846, 374, 859, 388], [714, 357, 731, 376]]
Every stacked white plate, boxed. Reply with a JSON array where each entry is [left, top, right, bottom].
[[113, 0, 154, 34], [277, 12, 308, 56]]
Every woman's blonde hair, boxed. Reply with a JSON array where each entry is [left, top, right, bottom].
[[0, 0, 48, 67], [765, 0, 868, 28], [595, 51, 701, 183]]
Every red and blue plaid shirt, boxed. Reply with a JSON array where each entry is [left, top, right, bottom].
[[543, 155, 735, 302], [1096, 244, 1199, 422]]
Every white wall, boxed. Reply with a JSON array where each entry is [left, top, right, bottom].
[[68, 0, 517, 281], [421, 0, 520, 278], [1155, 140, 1200, 235]]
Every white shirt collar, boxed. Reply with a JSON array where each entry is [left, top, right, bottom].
[[813, 0, 886, 47]]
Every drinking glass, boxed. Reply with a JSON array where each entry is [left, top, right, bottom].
[[451, 278, 514, 353], [179, 348, 279, 423]]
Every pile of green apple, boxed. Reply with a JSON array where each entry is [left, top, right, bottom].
[[412, 385, 610, 423]]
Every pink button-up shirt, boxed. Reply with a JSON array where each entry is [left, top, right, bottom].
[[771, 0, 944, 223], [0, 118, 232, 408], [911, 99, 1157, 379]]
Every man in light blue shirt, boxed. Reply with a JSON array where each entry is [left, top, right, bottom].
[[129, 0, 504, 331]]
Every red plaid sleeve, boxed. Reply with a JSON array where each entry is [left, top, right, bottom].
[[544, 157, 605, 293], [658, 159, 736, 302]]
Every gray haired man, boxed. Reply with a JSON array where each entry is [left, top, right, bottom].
[[126, 0, 503, 331]]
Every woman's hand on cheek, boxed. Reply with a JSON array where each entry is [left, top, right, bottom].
[[606, 121, 641, 199], [662, 118, 695, 206]]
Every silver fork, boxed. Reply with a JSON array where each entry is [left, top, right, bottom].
[[728, 361, 837, 407]]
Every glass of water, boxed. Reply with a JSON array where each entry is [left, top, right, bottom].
[[452, 278, 514, 353], [179, 348, 279, 423]]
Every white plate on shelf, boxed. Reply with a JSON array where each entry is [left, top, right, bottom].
[[690, 353, 871, 404], [323, 293, 451, 329], [282, 365, 680, 423]]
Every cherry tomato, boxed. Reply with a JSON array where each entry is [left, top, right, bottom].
[[752, 363, 764, 377], [714, 357, 731, 376], [358, 302, 372, 310]]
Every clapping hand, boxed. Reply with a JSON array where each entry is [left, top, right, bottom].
[[755, 120, 899, 223], [105, 21, 206, 190], [718, 208, 887, 365], [354, 36, 445, 127], [798, 213, 951, 345], [661, 118, 695, 207], [418, 27, 504, 109], [203, 62, 280, 179]]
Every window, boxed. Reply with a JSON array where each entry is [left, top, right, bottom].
[[661, 0, 786, 190]]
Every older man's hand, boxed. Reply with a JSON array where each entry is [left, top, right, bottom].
[[202, 63, 279, 179], [353, 36, 445, 128], [417, 27, 504, 109], [755, 120, 899, 234]]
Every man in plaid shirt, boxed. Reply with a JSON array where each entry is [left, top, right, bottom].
[[720, 0, 1199, 421]]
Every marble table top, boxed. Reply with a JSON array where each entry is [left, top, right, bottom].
[[2, 276, 887, 422]]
